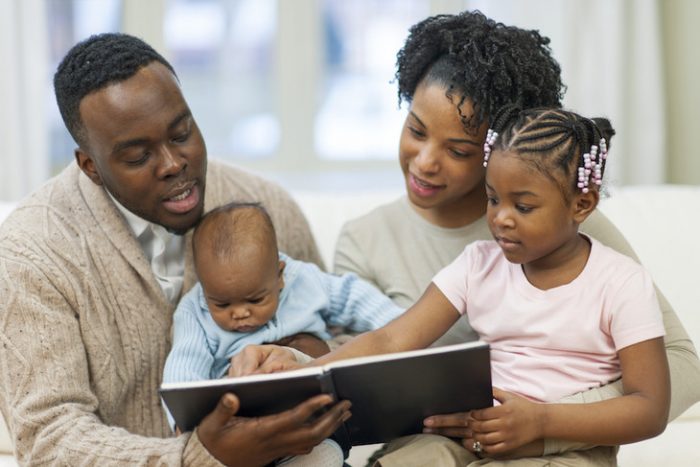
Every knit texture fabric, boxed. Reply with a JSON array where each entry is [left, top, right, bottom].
[[0, 160, 322, 465]]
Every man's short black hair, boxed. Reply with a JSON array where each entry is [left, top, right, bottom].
[[53, 32, 176, 147]]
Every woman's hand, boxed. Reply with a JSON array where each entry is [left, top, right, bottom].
[[468, 388, 545, 457], [423, 388, 545, 459], [229, 344, 303, 377]]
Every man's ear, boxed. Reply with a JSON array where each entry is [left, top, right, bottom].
[[75, 148, 103, 186], [572, 189, 599, 224]]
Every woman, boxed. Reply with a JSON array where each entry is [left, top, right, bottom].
[[333, 10, 700, 466]]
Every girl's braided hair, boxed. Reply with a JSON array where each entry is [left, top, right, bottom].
[[488, 105, 616, 200], [395, 10, 565, 133]]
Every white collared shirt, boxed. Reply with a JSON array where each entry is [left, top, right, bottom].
[[108, 192, 185, 304]]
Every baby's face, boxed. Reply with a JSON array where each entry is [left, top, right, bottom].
[[198, 248, 284, 333]]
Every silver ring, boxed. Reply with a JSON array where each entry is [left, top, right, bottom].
[[472, 441, 482, 453]]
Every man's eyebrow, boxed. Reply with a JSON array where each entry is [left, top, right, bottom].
[[111, 110, 192, 154], [112, 137, 149, 155], [168, 110, 192, 131]]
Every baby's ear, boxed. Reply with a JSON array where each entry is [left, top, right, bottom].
[[277, 260, 286, 290], [572, 189, 599, 224]]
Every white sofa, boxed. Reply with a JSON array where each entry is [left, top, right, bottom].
[[1, 184, 699, 466]]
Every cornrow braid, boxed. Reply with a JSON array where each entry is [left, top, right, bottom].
[[486, 107, 615, 199]]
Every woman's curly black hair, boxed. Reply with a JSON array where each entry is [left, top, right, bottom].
[[53, 33, 175, 148], [395, 10, 565, 133]]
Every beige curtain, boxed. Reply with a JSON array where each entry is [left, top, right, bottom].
[[467, 0, 666, 185], [0, 0, 49, 201]]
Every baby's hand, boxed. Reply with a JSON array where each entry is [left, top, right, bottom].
[[229, 344, 301, 377], [468, 388, 545, 456]]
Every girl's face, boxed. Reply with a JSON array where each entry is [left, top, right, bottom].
[[399, 82, 489, 228], [485, 150, 587, 271]]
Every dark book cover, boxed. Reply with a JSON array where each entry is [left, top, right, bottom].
[[159, 341, 492, 445]]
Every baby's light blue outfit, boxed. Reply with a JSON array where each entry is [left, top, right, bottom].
[[163, 252, 404, 384]]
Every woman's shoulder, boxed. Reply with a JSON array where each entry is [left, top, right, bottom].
[[341, 196, 407, 233], [581, 208, 638, 261]]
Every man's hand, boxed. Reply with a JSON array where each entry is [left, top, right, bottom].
[[197, 392, 352, 466], [272, 333, 330, 358], [229, 344, 302, 377]]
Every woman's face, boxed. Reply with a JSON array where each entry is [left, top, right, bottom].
[[399, 82, 489, 228]]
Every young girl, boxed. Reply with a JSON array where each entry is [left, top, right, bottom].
[[261, 107, 671, 464]]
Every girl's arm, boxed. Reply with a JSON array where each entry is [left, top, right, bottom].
[[469, 337, 670, 455], [311, 283, 460, 367], [229, 283, 460, 375]]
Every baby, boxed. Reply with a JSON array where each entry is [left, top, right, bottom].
[[163, 201, 404, 465]]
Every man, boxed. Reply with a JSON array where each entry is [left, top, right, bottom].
[[0, 33, 348, 466]]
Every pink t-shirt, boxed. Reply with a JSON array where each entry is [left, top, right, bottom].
[[433, 237, 665, 402]]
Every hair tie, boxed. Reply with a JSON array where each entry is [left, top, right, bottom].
[[577, 138, 607, 193], [482, 129, 499, 167]]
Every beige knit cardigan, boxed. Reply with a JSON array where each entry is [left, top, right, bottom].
[[0, 161, 322, 466]]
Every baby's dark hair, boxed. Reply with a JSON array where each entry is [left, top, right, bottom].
[[488, 105, 616, 201], [192, 202, 278, 265], [395, 10, 565, 133], [54, 32, 176, 147]]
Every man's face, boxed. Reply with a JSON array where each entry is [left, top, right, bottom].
[[75, 62, 207, 234]]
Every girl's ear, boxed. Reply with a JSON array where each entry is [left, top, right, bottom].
[[572, 189, 599, 224]]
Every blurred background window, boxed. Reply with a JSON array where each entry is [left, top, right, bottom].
[[164, 0, 279, 161], [1, 0, 695, 202], [315, 0, 427, 161], [46, 0, 122, 172]]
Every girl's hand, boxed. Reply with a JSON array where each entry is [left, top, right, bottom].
[[468, 388, 545, 456], [228, 344, 302, 377]]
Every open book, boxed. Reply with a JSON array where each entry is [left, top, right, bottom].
[[159, 341, 492, 446]]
